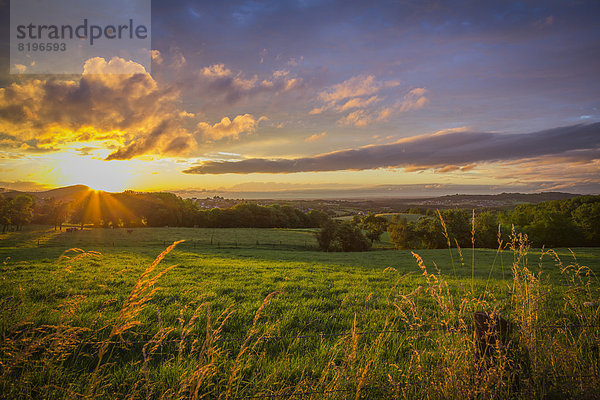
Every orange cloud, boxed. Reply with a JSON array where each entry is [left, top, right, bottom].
[[305, 132, 327, 142], [310, 75, 428, 126], [196, 114, 267, 141], [0, 57, 196, 160]]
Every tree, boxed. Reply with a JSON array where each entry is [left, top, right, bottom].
[[316, 219, 337, 251], [40, 198, 70, 230], [438, 209, 471, 247], [361, 213, 388, 244], [334, 222, 371, 252], [525, 210, 583, 247], [414, 217, 447, 249], [10, 195, 34, 230], [0, 195, 11, 233], [473, 211, 500, 248], [316, 220, 371, 252], [307, 210, 329, 228], [572, 202, 600, 245], [388, 216, 416, 249]]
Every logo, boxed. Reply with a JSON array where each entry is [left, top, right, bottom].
[[10, 0, 151, 74]]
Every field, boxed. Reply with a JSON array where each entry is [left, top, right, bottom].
[[1, 226, 600, 399], [334, 213, 425, 224], [374, 213, 427, 223]]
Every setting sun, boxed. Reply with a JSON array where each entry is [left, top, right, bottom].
[[50, 152, 135, 193]]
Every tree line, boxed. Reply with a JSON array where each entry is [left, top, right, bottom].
[[0, 191, 330, 231], [0, 194, 34, 232], [387, 195, 600, 249], [2, 190, 598, 251]]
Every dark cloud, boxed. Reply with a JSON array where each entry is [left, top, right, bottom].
[[193, 64, 304, 107], [183, 123, 600, 174]]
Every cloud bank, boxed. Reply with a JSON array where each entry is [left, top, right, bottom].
[[183, 123, 600, 174]]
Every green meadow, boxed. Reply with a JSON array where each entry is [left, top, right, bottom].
[[1, 226, 599, 399]]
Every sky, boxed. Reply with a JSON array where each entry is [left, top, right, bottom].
[[0, 0, 599, 198]]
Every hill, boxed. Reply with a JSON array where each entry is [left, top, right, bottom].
[[0, 185, 93, 202], [412, 191, 579, 208]]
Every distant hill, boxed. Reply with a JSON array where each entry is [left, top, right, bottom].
[[412, 192, 580, 208], [0, 185, 92, 202], [0, 186, 583, 210], [432, 192, 578, 202]]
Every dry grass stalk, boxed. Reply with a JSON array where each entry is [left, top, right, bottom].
[[89, 240, 184, 396], [436, 209, 456, 277], [225, 291, 280, 397], [56, 248, 102, 273], [177, 305, 235, 400]]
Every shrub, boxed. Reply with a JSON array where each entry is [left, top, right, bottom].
[[316, 220, 371, 252]]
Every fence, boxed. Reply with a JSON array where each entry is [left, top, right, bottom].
[[29, 227, 320, 251]]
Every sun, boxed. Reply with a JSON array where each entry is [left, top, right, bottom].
[[50, 152, 135, 192]]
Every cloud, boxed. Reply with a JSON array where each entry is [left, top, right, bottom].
[[287, 56, 304, 67], [319, 75, 381, 103], [151, 50, 163, 65], [182, 123, 600, 174], [104, 120, 195, 160], [13, 64, 27, 73], [337, 108, 393, 127], [336, 96, 380, 112], [309, 74, 427, 126], [83, 57, 147, 74], [196, 63, 303, 105], [196, 114, 267, 141], [0, 180, 50, 192], [0, 57, 196, 160], [305, 132, 327, 142], [398, 88, 429, 112], [337, 88, 428, 126]]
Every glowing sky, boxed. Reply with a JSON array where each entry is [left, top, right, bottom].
[[1, 0, 599, 197]]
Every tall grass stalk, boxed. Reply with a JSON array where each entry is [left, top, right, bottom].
[[436, 209, 456, 279], [89, 239, 184, 396], [471, 209, 475, 294]]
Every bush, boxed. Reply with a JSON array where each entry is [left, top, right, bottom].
[[316, 220, 371, 252]]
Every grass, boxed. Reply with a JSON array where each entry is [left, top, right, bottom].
[[1, 225, 599, 399]]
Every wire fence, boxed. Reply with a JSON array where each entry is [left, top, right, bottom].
[[33, 237, 318, 251], [37, 322, 600, 346], [227, 382, 407, 400]]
